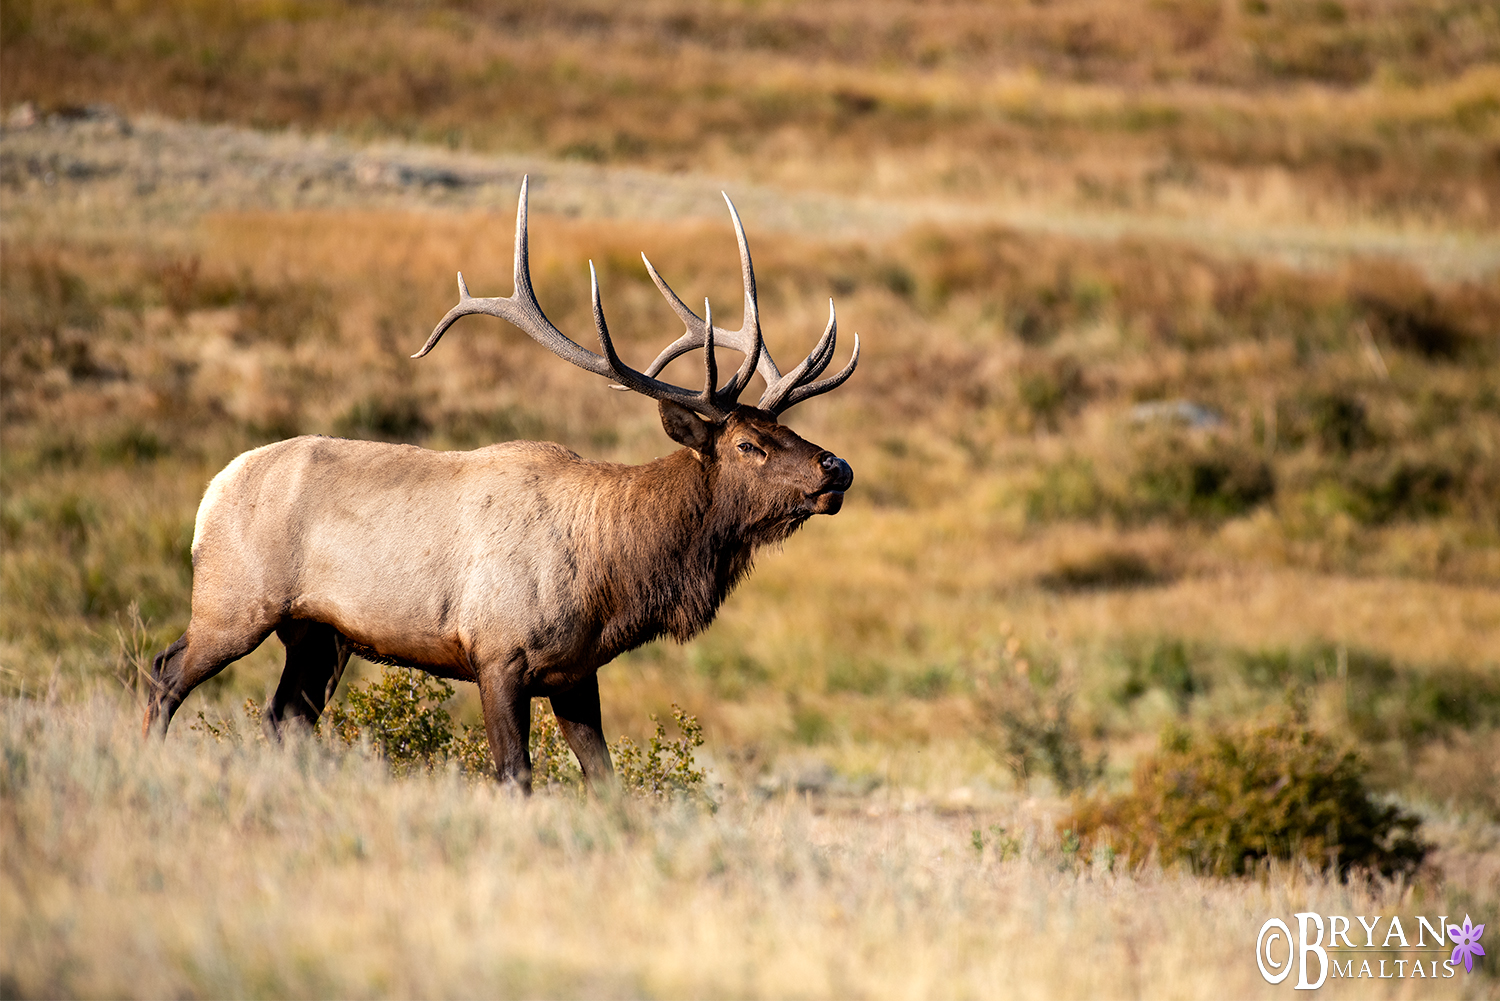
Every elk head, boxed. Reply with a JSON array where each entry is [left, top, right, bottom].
[[413, 176, 857, 531]]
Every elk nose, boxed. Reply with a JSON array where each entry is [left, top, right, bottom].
[[819, 453, 853, 490]]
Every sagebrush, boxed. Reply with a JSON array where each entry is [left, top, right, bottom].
[[1069, 716, 1430, 878]]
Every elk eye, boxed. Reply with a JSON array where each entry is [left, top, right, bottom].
[[737, 441, 765, 457]]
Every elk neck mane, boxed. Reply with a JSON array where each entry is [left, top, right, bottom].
[[580, 444, 807, 651]]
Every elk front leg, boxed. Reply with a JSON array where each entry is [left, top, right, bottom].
[[477, 658, 532, 793], [550, 672, 615, 793]]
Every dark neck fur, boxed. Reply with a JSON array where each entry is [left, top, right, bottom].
[[589, 448, 805, 653]]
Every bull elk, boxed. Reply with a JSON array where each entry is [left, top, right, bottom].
[[144, 178, 858, 792]]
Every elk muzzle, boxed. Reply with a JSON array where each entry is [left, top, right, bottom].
[[809, 452, 853, 514]]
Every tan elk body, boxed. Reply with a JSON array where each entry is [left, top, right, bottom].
[[145, 179, 857, 792]]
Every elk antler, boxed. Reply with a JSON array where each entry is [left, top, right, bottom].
[[414, 176, 749, 421], [638, 194, 779, 395], [637, 193, 859, 417], [756, 298, 859, 415], [414, 177, 857, 420]]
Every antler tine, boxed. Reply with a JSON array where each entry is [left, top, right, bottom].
[[589, 264, 733, 420], [412, 176, 608, 373], [796, 301, 841, 382], [638, 193, 782, 392], [717, 291, 763, 403], [757, 301, 859, 416], [702, 298, 718, 400], [773, 333, 859, 414], [639, 257, 706, 370], [639, 256, 781, 390], [758, 299, 846, 413], [415, 176, 734, 421], [721, 193, 773, 380]]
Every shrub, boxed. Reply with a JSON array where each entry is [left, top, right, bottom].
[[1016, 354, 1087, 430], [1307, 392, 1373, 455], [323, 668, 472, 775], [1347, 456, 1461, 524], [320, 668, 582, 784], [0, 249, 102, 391], [1125, 433, 1275, 521], [1349, 259, 1478, 360], [334, 395, 433, 443], [318, 667, 709, 803], [191, 699, 265, 744], [1070, 717, 1429, 879], [1024, 456, 1106, 522], [975, 631, 1102, 793], [613, 704, 710, 804], [1038, 548, 1168, 592], [528, 700, 585, 791], [1112, 638, 1201, 712]]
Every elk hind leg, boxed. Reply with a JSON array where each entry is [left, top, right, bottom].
[[265, 621, 350, 738], [550, 673, 615, 793]]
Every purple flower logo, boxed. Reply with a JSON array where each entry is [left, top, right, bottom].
[[1448, 915, 1486, 974]]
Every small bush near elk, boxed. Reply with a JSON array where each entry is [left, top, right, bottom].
[[316, 667, 708, 801], [613, 705, 709, 804], [320, 669, 490, 775], [1070, 717, 1430, 879]]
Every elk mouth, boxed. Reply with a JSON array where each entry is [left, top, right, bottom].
[[808, 488, 845, 515], [807, 455, 853, 514]]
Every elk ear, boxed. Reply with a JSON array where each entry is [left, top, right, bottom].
[[659, 400, 715, 453]]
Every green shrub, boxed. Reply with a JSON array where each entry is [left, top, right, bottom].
[[1347, 456, 1461, 524], [1112, 638, 1201, 712], [323, 668, 472, 775], [692, 645, 770, 700], [1071, 717, 1429, 878], [528, 701, 584, 791], [975, 635, 1102, 793], [971, 823, 1024, 862], [437, 406, 550, 448], [1125, 433, 1275, 521], [191, 698, 265, 744], [1016, 354, 1087, 430], [1025, 433, 1277, 526], [320, 668, 570, 783], [334, 395, 433, 443], [1306, 392, 1373, 455], [1024, 457, 1106, 522], [1038, 549, 1168, 592], [318, 667, 709, 803], [612, 704, 709, 804], [0, 249, 102, 389]]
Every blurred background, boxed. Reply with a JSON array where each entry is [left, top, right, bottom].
[[3, 0, 1498, 812]]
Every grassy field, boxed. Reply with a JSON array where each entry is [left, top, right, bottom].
[[3, 1, 1499, 996], [5, 696, 1499, 999], [6, 0, 1499, 231]]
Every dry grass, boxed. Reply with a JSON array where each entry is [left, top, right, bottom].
[[4, 696, 1496, 999], [4, 0, 1499, 230], [2, 5, 1499, 993], [3, 197, 1497, 774]]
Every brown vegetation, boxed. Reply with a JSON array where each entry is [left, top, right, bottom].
[[5, 199, 1496, 810], [4, 1, 1499, 226], [6, 697, 1498, 998], [2, 3, 1498, 992], [1068, 714, 1431, 878]]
